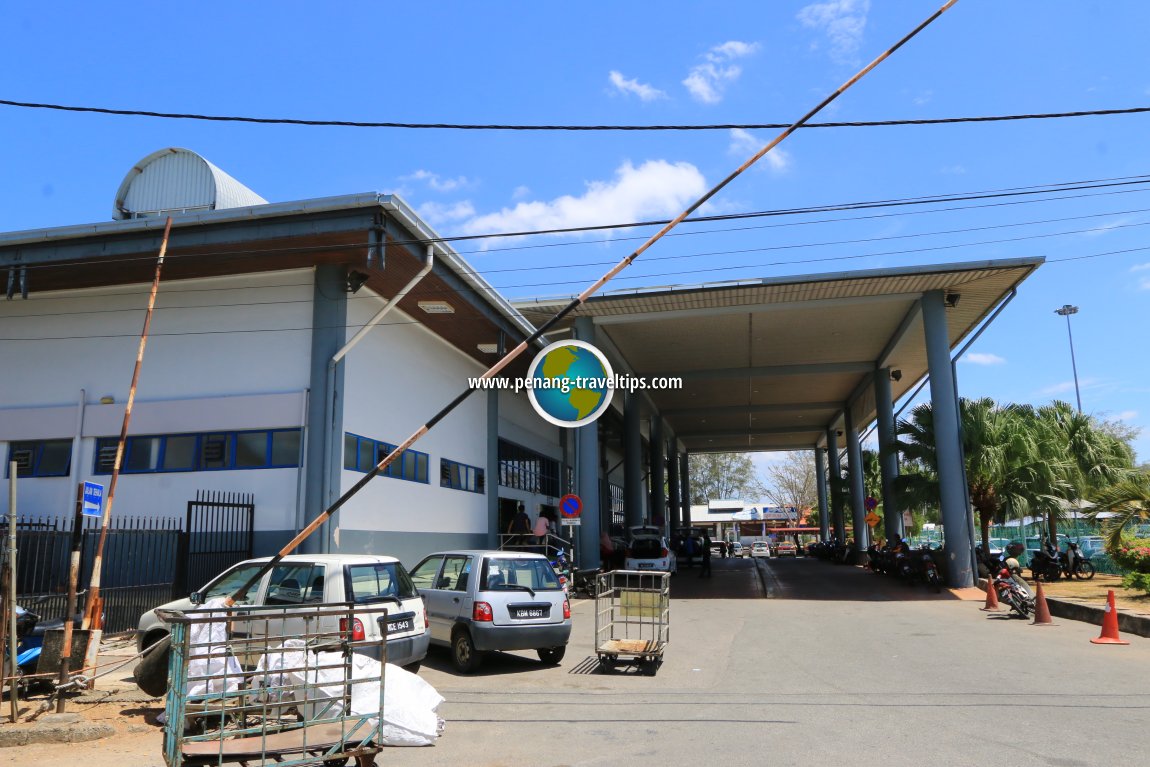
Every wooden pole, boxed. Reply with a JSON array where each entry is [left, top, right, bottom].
[[83, 217, 173, 630], [226, 0, 962, 606], [56, 484, 86, 712]]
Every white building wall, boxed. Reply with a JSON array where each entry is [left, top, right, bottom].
[[337, 296, 490, 538], [0, 271, 314, 532]]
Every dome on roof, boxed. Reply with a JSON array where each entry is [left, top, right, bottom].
[[112, 147, 267, 220]]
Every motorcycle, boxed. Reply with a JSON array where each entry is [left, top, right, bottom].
[[918, 546, 943, 593], [550, 547, 573, 594], [1061, 542, 1096, 580], [993, 563, 1036, 618], [1030, 547, 1063, 582]]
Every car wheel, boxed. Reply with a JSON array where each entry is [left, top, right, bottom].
[[537, 646, 566, 665], [134, 634, 171, 697], [451, 629, 482, 673]]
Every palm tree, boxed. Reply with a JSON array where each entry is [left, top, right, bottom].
[[1036, 401, 1135, 540], [1086, 469, 1150, 548]]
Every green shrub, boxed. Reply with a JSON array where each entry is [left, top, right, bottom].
[[1107, 537, 1150, 574], [1121, 572, 1150, 595]]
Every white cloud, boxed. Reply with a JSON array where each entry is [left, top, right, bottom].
[[682, 41, 760, 104], [913, 89, 933, 106], [416, 200, 476, 225], [1082, 216, 1135, 237], [1140, 277, 1150, 291], [1038, 377, 1100, 397], [940, 165, 967, 175], [797, 0, 870, 62], [1129, 262, 1150, 272], [461, 160, 707, 238], [608, 70, 666, 101], [403, 169, 471, 193], [728, 129, 792, 172], [963, 352, 1006, 366], [1117, 410, 1139, 422], [511, 185, 532, 201]]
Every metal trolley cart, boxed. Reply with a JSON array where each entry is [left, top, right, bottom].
[[161, 602, 389, 767], [593, 570, 669, 675]]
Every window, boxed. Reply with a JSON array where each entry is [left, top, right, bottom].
[[93, 430, 302, 474], [498, 440, 560, 496], [201, 563, 268, 604], [265, 563, 325, 606], [441, 458, 485, 493], [409, 556, 444, 591], [8, 440, 72, 478], [343, 433, 429, 484], [344, 562, 418, 602]]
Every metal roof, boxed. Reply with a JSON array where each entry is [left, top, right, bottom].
[[515, 258, 1044, 454], [112, 147, 268, 220]]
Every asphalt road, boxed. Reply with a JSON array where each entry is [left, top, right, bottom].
[[400, 555, 1150, 767], [8, 556, 1147, 767]]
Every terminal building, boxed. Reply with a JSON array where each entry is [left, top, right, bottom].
[[1, 148, 1043, 589]]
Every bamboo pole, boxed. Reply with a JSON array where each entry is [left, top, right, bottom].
[[83, 217, 173, 630], [227, 0, 962, 605]]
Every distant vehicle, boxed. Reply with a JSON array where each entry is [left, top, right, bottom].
[[776, 541, 798, 557], [410, 550, 571, 673], [730, 542, 744, 557], [709, 541, 726, 557], [136, 553, 430, 668], [750, 541, 770, 558], [625, 526, 678, 573]]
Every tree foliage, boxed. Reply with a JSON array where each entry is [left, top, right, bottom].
[[688, 453, 766, 505], [762, 452, 818, 511]]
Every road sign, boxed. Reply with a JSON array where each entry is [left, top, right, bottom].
[[864, 511, 880, 527], [902, 511, 913, 527], [864, 496, 878, 511], [81, 481, 105, 517], [559, 494, 582, 519]]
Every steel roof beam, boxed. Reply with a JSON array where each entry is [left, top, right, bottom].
[[591, 292, 923, 326], [663, 401, 840, 418], [657, 361, 873, 381]]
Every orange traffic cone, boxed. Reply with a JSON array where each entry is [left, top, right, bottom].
[[980, 579, 1001, 611], [1031, 581, 1054, 626], [1091, 589, 1129, 645]]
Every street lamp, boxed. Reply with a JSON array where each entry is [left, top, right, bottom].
[[1054, 304, 1082, 413]]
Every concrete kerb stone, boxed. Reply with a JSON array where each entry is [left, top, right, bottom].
[[975, 578, 1150, 639], [0, 713, 114, 747]]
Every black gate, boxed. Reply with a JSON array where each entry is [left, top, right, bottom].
[[178, 490, 255, 595]]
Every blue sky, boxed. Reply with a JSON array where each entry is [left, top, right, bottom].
[[2, 1, 1148, 461]]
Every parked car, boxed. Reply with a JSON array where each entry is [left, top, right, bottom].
[[776, 541, 798, 557], [135, 553, 430, 668], [409, 550, 571, 673], [730, 542, 744, 557], [624, 526, 678, 573], [750, 541, 770, 558]]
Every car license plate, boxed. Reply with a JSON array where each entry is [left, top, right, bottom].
[[637, 562, 654, 569], [387, 618, 413, 634], [512, 605, 549, 619], [379, 612, 415, 635]]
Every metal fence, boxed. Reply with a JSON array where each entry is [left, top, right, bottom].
[[2, 492, 253, 635]]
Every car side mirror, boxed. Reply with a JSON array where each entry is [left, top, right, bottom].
[[189, 591, 204, 605]]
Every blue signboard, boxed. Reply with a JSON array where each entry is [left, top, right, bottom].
[[81, 481, 104, 517]]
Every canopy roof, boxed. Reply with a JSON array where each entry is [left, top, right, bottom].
[[515, 257, 1043, 453]]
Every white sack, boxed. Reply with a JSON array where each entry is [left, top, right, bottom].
[[187, 597, 243, 697]]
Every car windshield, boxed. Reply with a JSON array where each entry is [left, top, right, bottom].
[[482, 558, 561, 591], [344, 562, 418, 603]]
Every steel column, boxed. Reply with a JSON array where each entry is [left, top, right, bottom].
[[922, 290, 974, 588], [650, 419, 665, 529], [815, 448, 829, 540], [574, 317, 602, 570], [844, 406, 867, 554], [874, 367, 902, 543], [623, 391, 644, 528], [667, 438, 681, 533], [679, 453, 691, 530], [826, 427, 844, 544]]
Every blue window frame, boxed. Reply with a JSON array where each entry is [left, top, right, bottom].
[[7, 440, 72, 478], [93, 429, 301, 474], [343, 433, 429, 484], [441, 458, 485, 494]]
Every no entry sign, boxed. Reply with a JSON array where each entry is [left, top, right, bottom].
[[559, 494, 582, 519]]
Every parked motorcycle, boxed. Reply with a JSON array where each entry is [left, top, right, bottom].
[[918, 546, 943, 593], [1062, 542, 1096, 580], [1030, 547, 1063, 582], [993, 561, 1036, 618]]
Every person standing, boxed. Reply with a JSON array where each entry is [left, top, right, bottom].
[[700, 533, 713, 577], [507, 502, 531, 550], [534, 509, 552, 555]]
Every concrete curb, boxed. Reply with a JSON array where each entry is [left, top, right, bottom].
[[0, 713, 114, 747], [976, 578, 1150, 638]]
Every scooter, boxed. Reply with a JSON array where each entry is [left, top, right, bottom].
[[993, 565, 1036, 618], [1062, 542, 1096, 580], [919, 546, 943, 593]]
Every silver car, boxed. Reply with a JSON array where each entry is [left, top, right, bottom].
[[135, 554, 430, 669], [410, 550, 571, 673]]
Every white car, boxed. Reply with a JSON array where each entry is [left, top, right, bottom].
[[135, 553, 430, 669], [624, 525, 678, 573], [750, 541, 771, 558]]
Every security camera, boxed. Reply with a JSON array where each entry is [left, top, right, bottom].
[[890, 369, 902, 382]]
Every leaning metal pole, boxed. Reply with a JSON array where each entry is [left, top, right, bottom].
[[226, 0, 963, 606], [83, 217, 173, 630]]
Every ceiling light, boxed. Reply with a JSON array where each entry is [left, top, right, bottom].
[[418, 300, 455, 314], [477, 343, 499, 354]]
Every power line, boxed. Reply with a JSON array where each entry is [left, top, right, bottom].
[[3, 98, 1149, 131]]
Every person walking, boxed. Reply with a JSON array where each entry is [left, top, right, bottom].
[[507, 502, 531, 550], [700, 533, 713, 577]]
